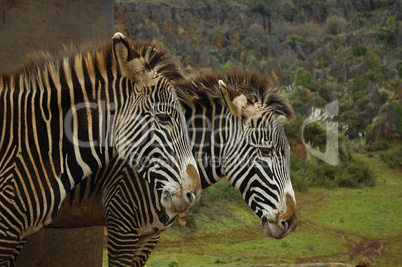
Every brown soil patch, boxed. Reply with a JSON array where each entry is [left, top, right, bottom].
[[296, 195, 385, 265], [295, 233, 384, 264]]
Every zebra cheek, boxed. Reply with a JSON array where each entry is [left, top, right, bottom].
[[186, 164, 201, 194]]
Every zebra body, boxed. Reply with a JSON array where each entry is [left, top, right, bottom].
[[46, 41, 298, 265], [0, 33, 200, 265]]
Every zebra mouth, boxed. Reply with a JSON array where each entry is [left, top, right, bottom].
[[160, 188, 197, 214], [260, 216, 297, 240]]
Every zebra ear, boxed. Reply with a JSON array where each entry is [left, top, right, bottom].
[[218, 80, 247, 117], [218, 80, 262, 119], [113, 32, 152, 82]]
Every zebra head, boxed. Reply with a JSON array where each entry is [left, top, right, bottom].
[[112, 33, 201, 213], [219, 80, 298, 239]]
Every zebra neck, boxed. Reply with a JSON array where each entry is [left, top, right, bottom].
[[186, 103, 235, 189], [0, 64, 122, 191]]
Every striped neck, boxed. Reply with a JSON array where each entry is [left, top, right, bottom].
[[0, 51, 130, 190], [185, 101, 237, 189]]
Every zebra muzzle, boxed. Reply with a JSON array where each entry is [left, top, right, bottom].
[[161, 188, 198, 214], [260, 216, 297, 239], [260, 194, 298, 239]]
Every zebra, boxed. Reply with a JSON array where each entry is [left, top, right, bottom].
[[37, 41, 298, 267], [0, 32, 201, 265]]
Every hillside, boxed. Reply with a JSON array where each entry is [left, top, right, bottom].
[[115, 0, 401, 146]]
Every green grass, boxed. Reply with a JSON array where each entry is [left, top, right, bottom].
[[101, 152, 401, 266], [144, 152, 402, 266]]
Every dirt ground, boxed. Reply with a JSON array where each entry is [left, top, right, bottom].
[[295, 196, 385, 266]]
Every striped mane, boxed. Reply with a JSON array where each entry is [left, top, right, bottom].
[[132, 40, 185, 83], [1, 41, 116, 86], [107, 40, 294, 119], [174, 70, 294, 118], [1, 38, 293, 119]]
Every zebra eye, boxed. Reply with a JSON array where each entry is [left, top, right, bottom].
[[155, 113, 172, 125], [260, 147, 273, 157]]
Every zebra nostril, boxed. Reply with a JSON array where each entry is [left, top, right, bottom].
[[280, 220, 289, 231], [185, 192, 195, 204], [163, 190, 171, 200]]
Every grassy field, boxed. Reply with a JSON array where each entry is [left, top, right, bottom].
[[141, 153, 401, 267]]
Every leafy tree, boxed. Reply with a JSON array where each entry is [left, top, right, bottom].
[[386, 15, 396, 27], [294, 67, 311, 88], [223, 60, 236, 71]]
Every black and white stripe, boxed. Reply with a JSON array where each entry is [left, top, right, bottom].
[[32, 43, 299, 267], [0, 33, 200, 266]]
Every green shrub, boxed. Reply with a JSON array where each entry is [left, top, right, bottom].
[[243, 37, 257, 49], [339, 160, 376, 187], [222, 60, 236, 71], [386, 15, 396, 27], [352, 46, 367, 57], [290, 155, 376, 191], [168, 260, 179, 267], [325, 15, 349, 35], [214, 258, 227, 264], [375, 140, 390, 151], [283, 114, 305, 141], [290, 154, 313, 192], [380, 145, 402, 169], [294, 67, 311, 88], [203, 179, 242, 204], [303, 121, 327, 148], [288, 89, 305, 107]]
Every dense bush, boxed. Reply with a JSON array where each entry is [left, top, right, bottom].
[[380, 145, 402, 169], [294, 67, 312, 88], [283, 113, 329, 149], [202, 178, 243, 204], [365, 140, 391, 152], [287, 87, 305, 107], [290, 155, 376, 192], [302, 121, 327, 148], [283, 114, 305, 141], [352, 46, 367, 57], [325, 15, 349, 35]]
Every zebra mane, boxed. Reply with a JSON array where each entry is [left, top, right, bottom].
[[133, 42, 293, 119], [0, 40, 116, 85], [1, 38, 185, 88], [132, 40, 185, 83], [174, 70, 294, 118]]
